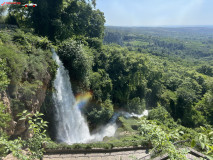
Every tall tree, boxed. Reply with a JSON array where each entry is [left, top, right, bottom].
[[31, 0, 49, 36], [10, 0, 105, 41]]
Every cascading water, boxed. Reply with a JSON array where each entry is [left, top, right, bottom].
[[52, 49, 148, 144], [52, 50, 118, 144], [91, 113, 120, 142], [52, 50, 91, 144], [120, 110, 149, 118]]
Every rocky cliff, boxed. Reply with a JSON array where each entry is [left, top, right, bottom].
[[0, 29, 56, 139], [0, 67, 53, 139]]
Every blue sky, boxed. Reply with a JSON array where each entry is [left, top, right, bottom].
[[96, 0, 213, 26], [1, 0, 212, 26]]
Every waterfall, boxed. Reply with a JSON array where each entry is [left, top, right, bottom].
[[120, 110, 149, 118], [91, 113, 120, 142], [52, 50, 148, 144], [52, 50, 118, 144], [52, 50, 91, 144]]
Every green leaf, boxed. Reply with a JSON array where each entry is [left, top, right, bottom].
[[209, 131, 213, 135], [191, 139, 196, 148], [17, 113, 23, 117], [200, 126, 206, 132], [23, 110, 27, 114], [201, 142, 205, 150], [19, 117, 26, 121]]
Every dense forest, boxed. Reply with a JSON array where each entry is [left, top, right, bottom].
[[0, 0, 213, 159]]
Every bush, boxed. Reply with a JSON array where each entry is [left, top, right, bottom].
[[58, 39, 93, 90], [90, 69, 112, 102], [86, 37, 102, 50], [0, 59, 9, 92], [127, 97, 145, 114], [148, 106, 174, 125], [0, 111, 49, 159], [0, 45, 27, 84], [85, 99, 114, 128], [0, 102, 11, 157]]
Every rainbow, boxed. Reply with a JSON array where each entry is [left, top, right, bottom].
[[74, 92, 92, 110]]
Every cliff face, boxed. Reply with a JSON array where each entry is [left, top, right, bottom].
[[0, 71, 52, 138], [0, 29, 56, 139], [0, 91, 16, 135]]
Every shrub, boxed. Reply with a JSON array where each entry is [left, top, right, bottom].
[[85, 99, 114, 128], [0, 59, 9, 92], [148, 106, 172, 123], [58, 39, 93, 90]]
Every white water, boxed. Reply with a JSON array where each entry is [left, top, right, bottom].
[[52, 51, 91, 144], [52, 50, 148, 144], [91, 113, 120, 142], [121, 110, 149, 118], [52, 50, 118, 144]]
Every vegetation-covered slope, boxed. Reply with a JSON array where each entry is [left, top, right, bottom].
[[57, 32, 213, 129], [0, 0, 213, 159], [0, 29, 56, 158], [52, 26, 213, 158], [102, 27, 213, 127]]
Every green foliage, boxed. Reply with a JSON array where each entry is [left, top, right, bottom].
[[0, 110, 49, 159], [65, 26, 213, 129], [0, 44, 27, 84], [86, 37, 103, 50], [90, 69, 112, 102], [10, 99, 25, 117], [102, 27, 213, 128], [31, 0, 63, 40], [45, 134, 147, 150], [29, 0, 105, 41], [192, 126, 213, 158], [85, 99, 114, 127], [0, 137, 27, 160], [127, 97, 145, 114], [1, 9, 213, 160], [118, 117, 141, 132], [58, 39, 93, 90], [197, 65, 213, 77], [104, 31, 123, 45], [148, 106, 172, 123], [0, 30, 12, 42], [12, 29, 53, 51], [0, 30, 56, 159], [164, 73, 183, 91], [195, 82, 213, 125], [0, 29, 55, 83], [0, 59, 10, 92], [0, 29, 56, 99], [20, 111, 49, 159], [139, 119, 189, 160], [0, 103, 10, 128], [96, 46, 150, 111], [18, 81, 43, 107]]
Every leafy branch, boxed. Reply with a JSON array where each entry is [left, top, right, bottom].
[[0, 110, 49, 159], [139, 119, 189, 160]]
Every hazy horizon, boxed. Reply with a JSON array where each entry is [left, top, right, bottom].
[[97, 0, 213, 27], [104, 25, 213, 28]]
